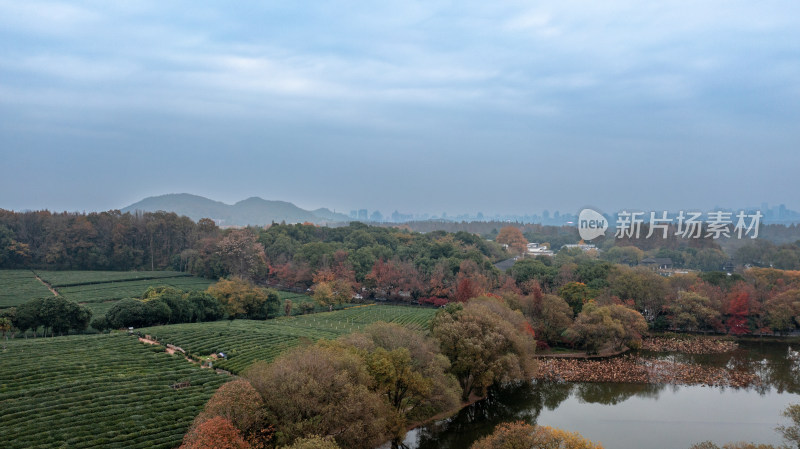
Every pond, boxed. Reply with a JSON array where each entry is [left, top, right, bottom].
[[393, 341, 800, 449]]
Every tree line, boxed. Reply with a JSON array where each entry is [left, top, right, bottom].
[[11, 296, 92, 337], [0, 209, 218, 272], [4, 279, 284, 337], [507, 256, 800, 344]]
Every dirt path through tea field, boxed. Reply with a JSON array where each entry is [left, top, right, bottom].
[[32, 271, 59, 296]]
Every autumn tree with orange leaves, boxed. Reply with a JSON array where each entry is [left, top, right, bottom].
[[471, 421, 604, 449], [496, 226, 528, 254], [454, 260, 488, 302], [190, 379, 269, 446], [311, 268, 356, 307], [181, 416, 250, 449]]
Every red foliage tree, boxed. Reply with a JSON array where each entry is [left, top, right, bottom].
[[429, 261, 455, 299], [366, 259, 423, 301], [270, 261, 314, 288], [455, 277, 479, 302], [420, 296, 449, 307], [726, 290, 751, 335], [331, 249, 357, 284], [197, 379, 265, 441], [497, 275, 522, 295], [454, 260, 487, 302], [181, 416, 250, 449], [522, 321, 536, 339]]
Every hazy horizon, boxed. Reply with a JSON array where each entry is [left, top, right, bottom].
[[2, 1, 799, 215], [2, 191, 794, 222]]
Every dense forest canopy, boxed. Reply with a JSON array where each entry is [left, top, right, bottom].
[[2, 208, 800, 338], [4, 209, 800, 275]]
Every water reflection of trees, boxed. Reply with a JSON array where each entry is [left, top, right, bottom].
[[759, 344, 800, 394], [734, 342, 800, 394], [574, 382, 666, 405], [412, 380, 668, 448], [412, 380, 573, 449], [648, 342, 800, 395], [411, 343, 799, 448]]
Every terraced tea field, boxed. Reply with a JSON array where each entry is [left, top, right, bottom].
[[0, 270, 53, 308], [0, 270, 214, 311], [36, 270, 193, 288], [139, 304, 437, 373], [1, 301, 436, 447], [0, 334, 227, 449], [56, 277, 214, 303], [1, 269, 216, 334]]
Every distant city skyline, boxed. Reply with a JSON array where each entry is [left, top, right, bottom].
[[4, 191, 800, 226], [2, 1, 799, 215], [344, 202, 800, 225]]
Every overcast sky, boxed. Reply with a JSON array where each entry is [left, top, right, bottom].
[[1, 1, 799, 216]]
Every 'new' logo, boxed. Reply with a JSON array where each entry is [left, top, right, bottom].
[[577, 209, 608, 240]]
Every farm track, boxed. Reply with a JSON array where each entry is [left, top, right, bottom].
[[138, 305, 437, 374], [0, 270, 213, 310], [32, 271, 59, 297], [0, 270, 56, 308]]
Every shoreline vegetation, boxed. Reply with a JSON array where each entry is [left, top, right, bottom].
[[399, 392, 488, 434], [534, 336, 739, 359], [396, 336, 761, 445], [535, 347, 630, 359]]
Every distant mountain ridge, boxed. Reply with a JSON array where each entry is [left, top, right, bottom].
[[121, 193, 351, 226]]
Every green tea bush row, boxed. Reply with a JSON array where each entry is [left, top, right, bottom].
[[0, 334, 227, 449], [59, 277, 213, 303], [0, 270, 53, 308], [36, 270, 191, 288]]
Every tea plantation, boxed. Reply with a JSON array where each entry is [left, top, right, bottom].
[[138, 304, 437, 373], [0, 270, 54, 308], [0, 334, 227, 449]]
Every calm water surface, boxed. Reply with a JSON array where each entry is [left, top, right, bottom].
[[394, 341, 800, 449]]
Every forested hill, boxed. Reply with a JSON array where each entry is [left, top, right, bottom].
[[0, 209, 509, 287], [121, 193, 350, 225]]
